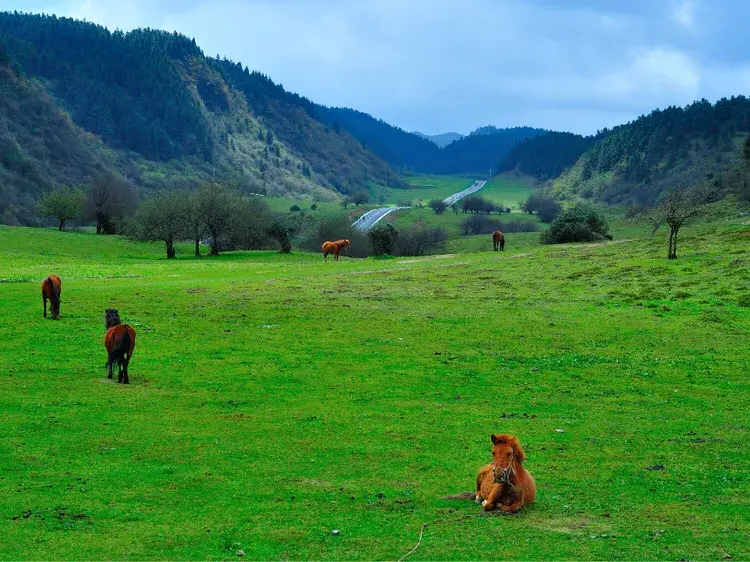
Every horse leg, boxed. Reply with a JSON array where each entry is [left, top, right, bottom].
[[107, 359, 113, 379], [43, 296, 47, 317], [323, 252, 328, 262], [122, 356, 130, 385], [499, 499, 523, 513], [482, 483, 505, 511]]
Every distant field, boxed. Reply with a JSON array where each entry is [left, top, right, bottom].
[[0, 205, 747, 560], [477, 175, 536, 209], [381, 175, 474, 205]]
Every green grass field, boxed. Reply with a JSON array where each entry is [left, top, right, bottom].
[[1, 207, 748, 560]]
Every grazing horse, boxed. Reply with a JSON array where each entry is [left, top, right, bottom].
[[41, 275, 62, 319], [322, 239, 351, 262], [492, 231, 505, 251], [475, 434, 536, 513], [104, 308, 136, 384]]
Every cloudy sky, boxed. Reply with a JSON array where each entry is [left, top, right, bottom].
[[3, 0, 749, 135]]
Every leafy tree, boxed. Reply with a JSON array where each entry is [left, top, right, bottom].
[[132, 191, 186, 258], [352, 190, 370, 206], [86, 174, 137, 234], [428, 198, 448, 215], [651, 185, 716, 259], [37, 186, 85, 230], [266, 216, 297, 253], [368, 222, 398, 256], [541, 203, 609, 244], [460, 195, 494, 214]]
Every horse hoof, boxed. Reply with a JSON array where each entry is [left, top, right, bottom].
[[481, 500, 488, 507]]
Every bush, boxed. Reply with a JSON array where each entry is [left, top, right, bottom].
[[523, 192, 561, 222], [266, 216, 297, 253], [428, 198, 448, 215], [460, 215, 538, 235], [393, 225, 447, 256], [368, 222, 398, 256], [460, 195, 495, 214], [540, 203, 609, 244], [289, 204, 302, 212], [310, 204, 318, 210]]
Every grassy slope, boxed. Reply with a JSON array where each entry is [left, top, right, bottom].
[[0, 211, 748, 560]]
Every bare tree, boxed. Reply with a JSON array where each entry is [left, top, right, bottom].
[[183, 190, 206, 256], [198, 182, 236, 255], [87, 174, 137, 234], [651, 184, 716, 259]]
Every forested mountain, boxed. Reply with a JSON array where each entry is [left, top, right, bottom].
[[0, 41, 115, 224], [315, 105, 545, 174], [499, 132, 599, 179], [412, 131, 464, 147], [0, 12, 401, 224], [553, 97, 750, 204]]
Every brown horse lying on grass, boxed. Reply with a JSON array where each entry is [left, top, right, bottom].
[[322, 239, 350, 262], [492, 231, 505, 251], [104, 309, 136, 384], [41, 275, 62, 319], [475, 434, 536, 513]]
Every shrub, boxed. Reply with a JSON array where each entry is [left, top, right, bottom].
[[310, 204, 318, 210], [541, 203, 609, 244], [523, 192, 561, 222], [428, 198, 448, 215], [368, 222, 399, 256], [289, 204, 302, 212], [393, 225, 447, 256], [460, 195, 495, 214]]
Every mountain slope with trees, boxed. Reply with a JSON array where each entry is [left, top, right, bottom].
[[0, 11, 402, 224], [553, 98, 750, 204]]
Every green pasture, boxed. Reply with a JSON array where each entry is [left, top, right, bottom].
[[0, 207, 748, 560]]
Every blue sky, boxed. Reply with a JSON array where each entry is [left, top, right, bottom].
[[3, 0, 749, 135]]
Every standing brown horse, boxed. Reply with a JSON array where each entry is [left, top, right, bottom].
[[492, 231, 505, 251], [322, 239, 351, 262], [475, 434, 536, 513], [104, 309, 136, 384], [41, 275, 62, 319]]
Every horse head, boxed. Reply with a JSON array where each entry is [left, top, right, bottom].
[[490, 434, 525, 484], [105, 308, 121, 329], [342, 239, 351, 249]]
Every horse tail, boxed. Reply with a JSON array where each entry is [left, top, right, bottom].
[[441, 492, 476, 500], [108, 329, 132, 367], [52, 278, 61, 305]]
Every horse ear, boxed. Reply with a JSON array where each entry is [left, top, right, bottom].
[[509, 436, 526, 462], [491, 434, 499, 445]]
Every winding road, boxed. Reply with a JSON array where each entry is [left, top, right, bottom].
[[442, 180, 487, 205], [353, 180, 487, 231]]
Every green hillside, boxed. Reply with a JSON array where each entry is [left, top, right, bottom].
[[0, 12, 402, 225]]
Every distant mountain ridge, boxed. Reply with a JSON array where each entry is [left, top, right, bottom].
[[316, 105, 546, 174], [412, 131, 464, 147]]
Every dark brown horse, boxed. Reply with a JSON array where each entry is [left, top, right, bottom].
[[492, 231, 505, 251], [104, 309, 136, 384], [322, 239, 351, 262], [41, 275, 62, 319]]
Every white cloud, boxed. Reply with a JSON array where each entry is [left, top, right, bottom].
[[671, 0, 697, 31]]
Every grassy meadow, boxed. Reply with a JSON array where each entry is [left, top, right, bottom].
[[0, 206, 748, 560]]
